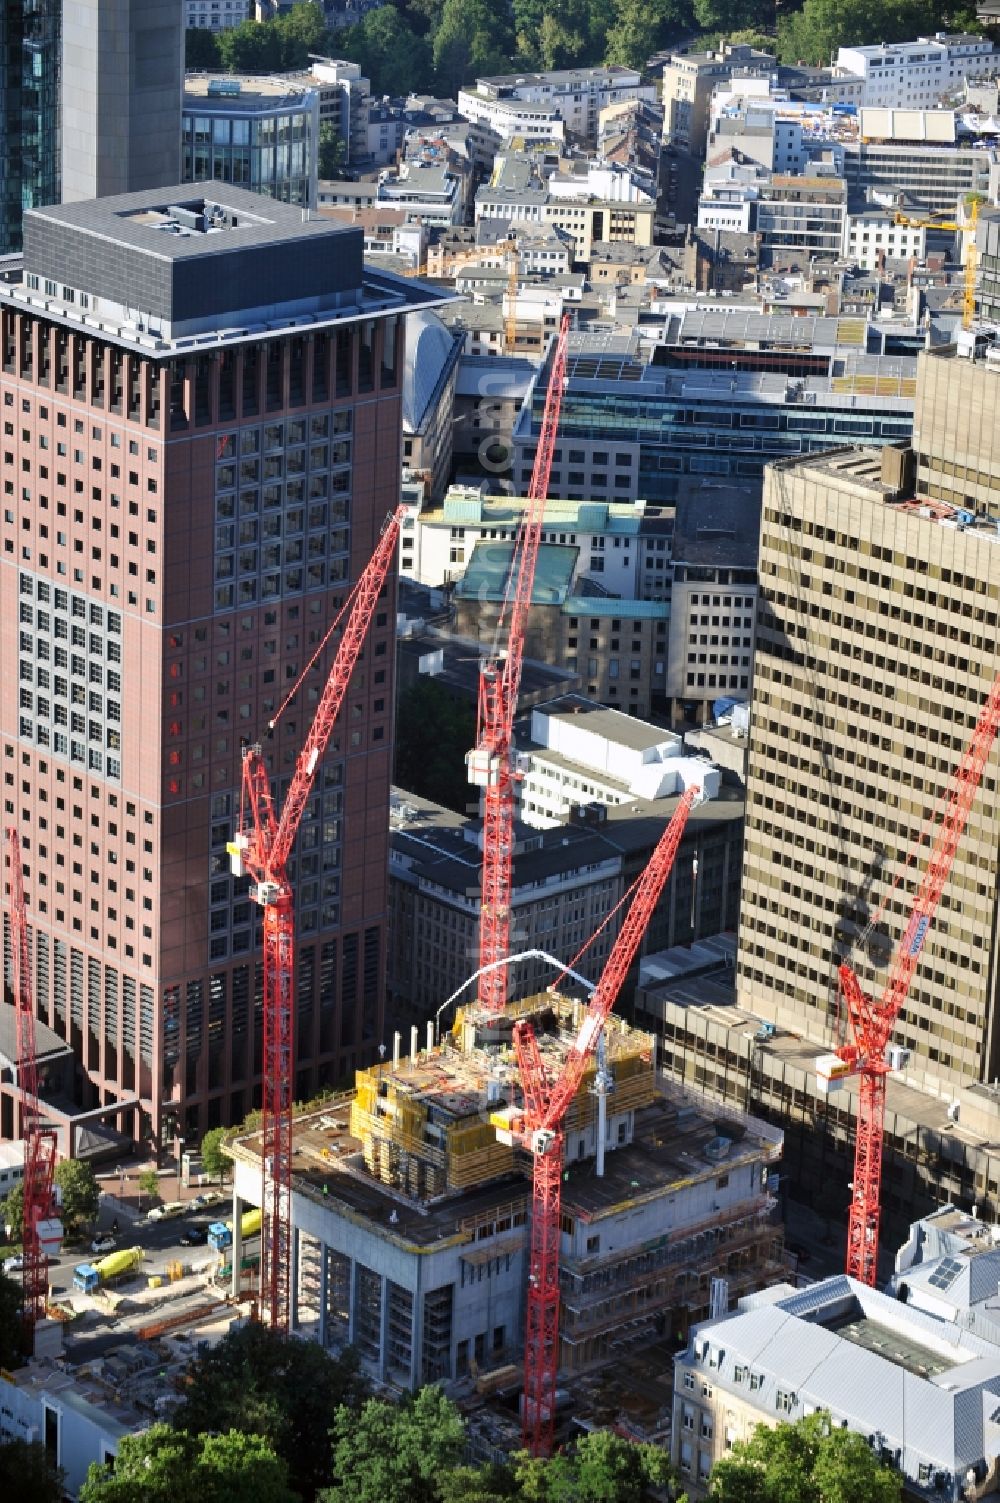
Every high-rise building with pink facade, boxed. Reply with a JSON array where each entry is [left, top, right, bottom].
[[0, 184, 446, 1155]]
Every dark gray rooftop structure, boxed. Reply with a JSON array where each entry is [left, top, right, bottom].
[[672, 480, 762, 569], [11, 183, 452, 353]]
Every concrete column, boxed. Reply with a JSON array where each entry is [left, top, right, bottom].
[[230, 1191, 243, 1300], [410, 1263, 423, 1390], [290, 1225, 300, 1332], [378, 1274, 389, 1383], [318, 1243, 329, 1348], [347, 1259, 357, 1345]]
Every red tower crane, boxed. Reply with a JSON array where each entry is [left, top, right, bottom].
[[508, 785, 700, 1454], [834, 672, 1000, 1286], [5, 827, 60, 1345], [229, 506, 405, 1331], [468, 315, 571, 1016]]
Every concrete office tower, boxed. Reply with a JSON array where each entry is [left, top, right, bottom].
[[737, 394, 1000, 1092], [0, 185, 447, 1152], [0, 0, 61, 253], [61, 0, 184, 203]]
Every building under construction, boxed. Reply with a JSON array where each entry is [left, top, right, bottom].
[[228, 994, 784, 1406]]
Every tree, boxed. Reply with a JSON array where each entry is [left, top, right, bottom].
[[175, 1321, 364, 1502], [321, 1386, 466, 1503], [693, 0, 771, 33], [319, 122, 348, 180], [278, 1, 330, 68], [53, 1160, 99, 1232], [185, 25, 222, 69], [602, 0, 671, 69], [708, 1412, 902, 1503], [0, 1270, 24, 1370], [432, 0, 513, 96], [80, 1425, 295, 1503], [437, 1466, 521, 1503], [537, 0, 592, 69], [138, 1167, 161, 1207], [343, 6, 434, 98], [775, 0, 935, 65], [513, 0, 594, 69], [199, 1127, 232, 1185], [394, 678, 477, 813], [218, 17, 285, 72], [1, 1181, 24, 1239], [0, 1438, 64, 1503], [513, 1431, 677, 1503]]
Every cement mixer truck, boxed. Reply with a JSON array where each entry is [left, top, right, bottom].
[[73, 1245, 143, 1293]]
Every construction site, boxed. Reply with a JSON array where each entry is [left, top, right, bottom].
[[0, 293, 788, 1460], [228, 995, 784, 1444]]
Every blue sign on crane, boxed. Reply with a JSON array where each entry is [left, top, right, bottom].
[[905, 913, 930, 957]]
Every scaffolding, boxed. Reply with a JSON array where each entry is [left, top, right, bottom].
[[349, 994, 656, 1203], [558, 1197, 783, 1373]]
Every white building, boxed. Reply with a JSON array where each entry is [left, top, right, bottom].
[[398, 485, 666, 594], [697, 158, 762, 235], [518, 695, 720, 829], [675, 1267, 1000, 1500], [304, 57, 372, 165], [843, 208, 929, 269], [0, 1358, 148, 1496], [378, 160, 465, 226], [185, 0, 250, 29], [475, 159, 656, 261], [457, 90, 565, 144], [459, 66, 654, 147], [0, 1139, 25, 1202], [836, 33, 996, 108]]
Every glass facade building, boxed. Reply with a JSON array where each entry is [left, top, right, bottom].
[[0, 0, 60, 253], [182, 76, 319, 208], [513, 324, 916, 503]]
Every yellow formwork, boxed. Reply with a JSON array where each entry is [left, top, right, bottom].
[[347, 997, 659, 1201]]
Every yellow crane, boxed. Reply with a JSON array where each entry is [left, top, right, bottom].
[[893, 199, 979, 330], [403, 235, 521, 353]]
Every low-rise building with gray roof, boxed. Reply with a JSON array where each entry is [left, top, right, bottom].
[[674, 1274, 1000, 1498]]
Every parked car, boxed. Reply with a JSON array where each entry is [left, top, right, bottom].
[[3, 1253, 23, 1273], [179, 1225, 209, 1247], [196, 1190, 228, 1208], [147, 1200, 186, 1223], [91, 1235, 117, 1255]]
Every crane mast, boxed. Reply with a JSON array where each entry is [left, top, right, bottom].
[[468, 315, 570, 1016], [229, 507, 405, 1330], [836, 672, 1000, 1285], [6, 827, 60, 1344], [511, 785, 700, 1454]]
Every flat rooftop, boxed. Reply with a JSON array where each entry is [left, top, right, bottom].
[[828, 1311, 962, 1378], [184, 74, 316, 101], [231, 1069, 781, 1250], [12, 184, 452, 354], [531, 693, 679, 754]]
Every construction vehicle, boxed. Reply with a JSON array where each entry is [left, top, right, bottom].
[[228, 506, 406, 1332], [73, 1246, 143, 1293], [467, 315, 570, 1017], [207, 1208, 262, 1252], [893, 199, 979, 329], [500, 785, 700, 1454], [820, 672, 1000, 1286], [5, 829, 62, 1345]]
